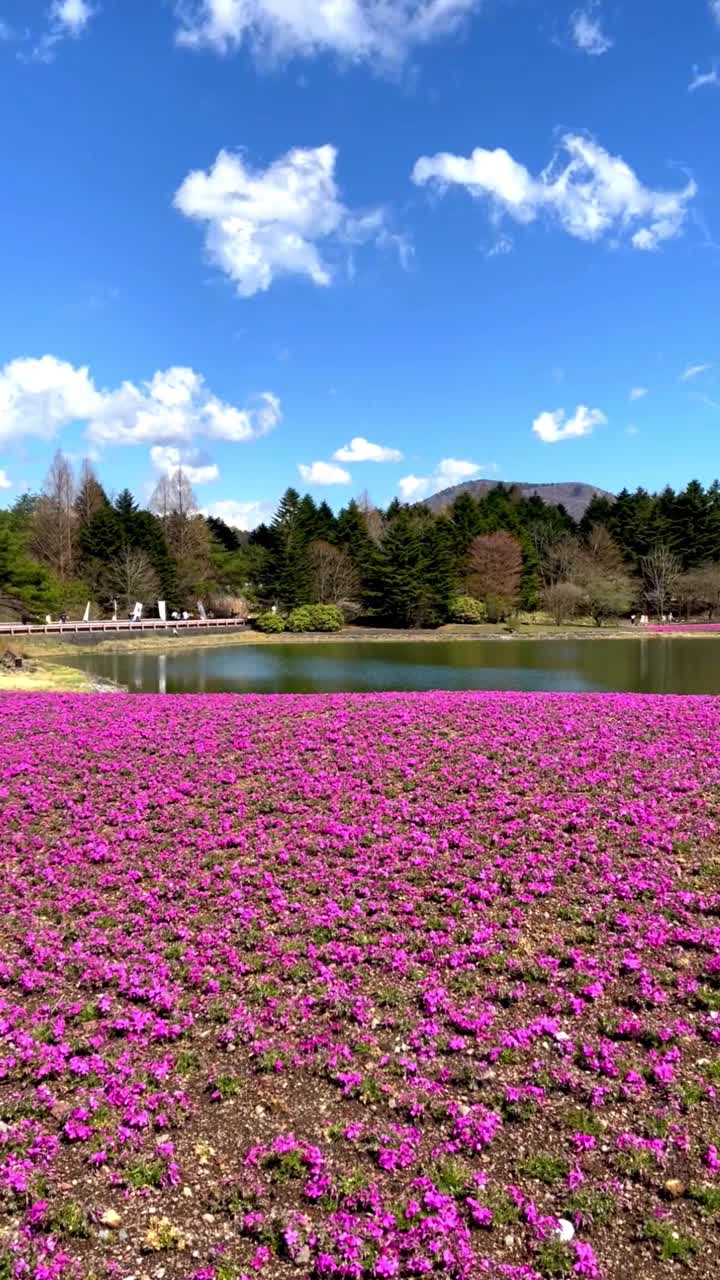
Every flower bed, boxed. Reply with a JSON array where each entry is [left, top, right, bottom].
[[0, 691, 719, 1280]]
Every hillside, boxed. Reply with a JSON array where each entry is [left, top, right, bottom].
[[425, 479, 615, 521]]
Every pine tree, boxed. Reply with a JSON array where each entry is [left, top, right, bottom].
[[366, 510, 426, 626], [78, 506, 123, 566], [336, 500, 373, 570], [264, 488, 312, 607]]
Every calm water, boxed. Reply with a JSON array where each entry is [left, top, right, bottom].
[[64, 636, 720, 695]]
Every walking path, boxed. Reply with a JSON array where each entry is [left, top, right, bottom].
[[0, 617, 245, 637]]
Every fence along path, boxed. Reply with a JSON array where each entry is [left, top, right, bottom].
[[0, 617, 246, 637]]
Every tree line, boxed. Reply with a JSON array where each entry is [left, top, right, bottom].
[[2, 454, 720, 626]]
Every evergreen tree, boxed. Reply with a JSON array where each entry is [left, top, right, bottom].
[[206, 515, 241, 552], [366, 508, 425, 626], [79, 506, 123, 565], [264, 488, 312, 607]]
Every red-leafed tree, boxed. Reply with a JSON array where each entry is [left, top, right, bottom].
[[466, 531, 523, 619]]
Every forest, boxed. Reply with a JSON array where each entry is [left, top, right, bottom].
[[2, 451, 720, 627]]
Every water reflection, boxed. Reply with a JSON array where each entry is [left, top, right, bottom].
[[64, 637, 720, 696]]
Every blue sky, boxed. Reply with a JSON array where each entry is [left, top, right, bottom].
[[0, 0, 719, 527]]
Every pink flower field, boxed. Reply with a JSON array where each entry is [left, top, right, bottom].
[[1, 691, 719, 1280]]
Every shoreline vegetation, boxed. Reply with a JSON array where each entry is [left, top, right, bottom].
[[0, 622, 716, 692], [0, 659, 123, 692]]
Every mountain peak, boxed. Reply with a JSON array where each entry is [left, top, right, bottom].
[[425, 479, 614, 522]]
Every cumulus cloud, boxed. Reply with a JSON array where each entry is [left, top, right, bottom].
[[413, 132, 696, 252], [0, 354, 281, 450], [570, 3, 612, 56], [0, 469, 11, 489], [629, 386, 648, 401], [398, 474, 431, 500], [298, 461, 352, 485], [689, 61, 719, 91], [174, 0, 480, 65], [333, 435, 403, 463], [680, 362, 713, 381], [150, 445, 220, 486], [175, 144, 394, 297], [398, 457, 489, 501], [202, 498, 275, 531], [532, 405, 606, 444]]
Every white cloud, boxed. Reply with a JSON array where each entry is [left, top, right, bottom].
[[298, 460, 352, 485], [333, 435, 403, 463], [711, 1, 720, 25], [689, 61, 719, 91], [52, 0, 94, 33], [202, 498, 274, 530], [31, 0, 95, 59], [174, 0, 480, 65], [175, 144, 392, 297], [0, 469, 11, 489], [680, 362, 713, 381], [398, 474, 431, 500], [485, 235, 513, 258], [629, 386, 648, 401], [435, 457, 482, 483], [413, 132, 697, 252], [0, 20, 14, 41], [570, 3, 612, 55], [398, 456, 490, 500], [532, 404, 607, 444], [0, 354, 281, 450], [150, 445, 220, 486]]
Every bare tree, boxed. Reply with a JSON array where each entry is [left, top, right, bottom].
[[581, 567, 636, 626], [308, 540, 359, 604], [357, 491, 384, 544], [677, 563, 720, 620], [466, 531, 523, 619], [641, 545, 681, 619], [74, 460, 107, 527], [151, 468, 197, 523], [151, 467, 211, 598], [107, 547, 159, 614], [542, 534, 586, 587], [542, 581, 586, 626], [31, 451, 76, 579]]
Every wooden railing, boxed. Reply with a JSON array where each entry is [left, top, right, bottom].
[[0, 618, 247, 637]]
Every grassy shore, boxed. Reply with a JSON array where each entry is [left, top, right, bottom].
[[13, 620, 696, 660], [0, 660, 122, 693]]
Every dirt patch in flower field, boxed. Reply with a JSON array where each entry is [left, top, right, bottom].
[[0, 691, 719, 1280]]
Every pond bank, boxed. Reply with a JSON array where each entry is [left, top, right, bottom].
[[16, 621, 717, 659], [0, 660, 123, 693]]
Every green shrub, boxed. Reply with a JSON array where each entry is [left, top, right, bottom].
[[448, 595, 487, 624], [287, 604, 343, 632], [255, 611, 285, 633]]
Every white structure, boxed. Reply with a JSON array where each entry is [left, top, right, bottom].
[[131, 602, 143, 622], [82, 602, 91, 623], [158, 600, 167, 622]]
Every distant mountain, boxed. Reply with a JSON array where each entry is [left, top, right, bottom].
[[425, 480, 615, 522]]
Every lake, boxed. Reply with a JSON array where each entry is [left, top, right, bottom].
[[63, 636, 720, 695]]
